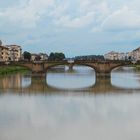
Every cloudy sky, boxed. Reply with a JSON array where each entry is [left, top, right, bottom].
[[0, 0, 140, 57]]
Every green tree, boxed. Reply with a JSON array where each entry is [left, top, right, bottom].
[[48, 52, 65, 61], [23, 51, 31, 61], [59, 52, 65, 60], [48, 52, 55, 61]]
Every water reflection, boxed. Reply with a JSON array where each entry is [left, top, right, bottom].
[[0, 66, 140, 94], [47, 66, 95, 89], [0, 74, 31, 89], [111, 67, 140, 88], [1, 66, 140, 140]]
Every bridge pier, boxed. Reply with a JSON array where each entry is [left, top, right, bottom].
[[31, 73, 46, 85], [31, 72, 47, 86], [68, 63, 74, 70], [94, 74, 112, 91], [32, 72, 46, 78], [96, 72, 111, 78], [30, 75, 47, 92]]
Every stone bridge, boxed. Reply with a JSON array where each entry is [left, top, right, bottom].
[[8, 60, 132, 78]]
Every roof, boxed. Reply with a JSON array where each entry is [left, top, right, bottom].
[[0, 45, 9, 49], [133, 47, 140, 52]]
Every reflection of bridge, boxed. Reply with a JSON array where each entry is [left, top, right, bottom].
[[8, 60, 131, 77], [1, 76, 140, 95]]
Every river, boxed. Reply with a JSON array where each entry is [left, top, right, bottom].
[[0, 66, 140, 140]]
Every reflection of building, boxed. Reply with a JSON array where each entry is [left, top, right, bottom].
[[0, 74, 22, 89]]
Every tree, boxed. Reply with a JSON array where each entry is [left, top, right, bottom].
[[0, 40, 2, 46], [23, 51, 31, 61], [59, 52, 65, 60], [48, 52, 65, 61], [48, 52, 55, 61]]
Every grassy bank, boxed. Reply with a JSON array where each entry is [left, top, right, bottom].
[[128, 64, 140, 70], [135, 65, 140, 69], [0, 66, 29, 75]]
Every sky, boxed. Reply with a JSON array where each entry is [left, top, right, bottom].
[[0, 0, 140, 57]]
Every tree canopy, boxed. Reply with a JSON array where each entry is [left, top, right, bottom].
[[0, 40, 2, 46], [23, 51, 31, 61], [48, 52, 65, 61]]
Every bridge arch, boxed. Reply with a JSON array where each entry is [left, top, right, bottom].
[[109, 63, 131, 73], [44, 62, 98, 72]]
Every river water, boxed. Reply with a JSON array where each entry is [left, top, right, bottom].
[[0, 66, 140, 140]]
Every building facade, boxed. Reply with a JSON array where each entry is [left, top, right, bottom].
[[31, 53, 48, 61], [7, 45, 22, 61], [0, 45, 22, 62], [132, 47, 140, 61], [104, 51, 126, 60], [39, 53, 48, 61], [0, 46, 9, 62]]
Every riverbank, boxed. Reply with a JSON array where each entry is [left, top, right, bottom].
[[135, 65, 140, 70], [0, 66, 29, 75], [129, 64, 140, 70]]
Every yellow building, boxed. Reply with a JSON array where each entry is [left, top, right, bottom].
[[6, 45, 22, 61], [0, 45, 9, 62], [0, 45, 22, 62]]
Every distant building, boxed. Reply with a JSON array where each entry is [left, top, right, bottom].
[[104, 51, 118, 60], [39, 53, 48, 61], [0, 45, 9, 62], [31, 53, 48, 61], [0, 44, 22, 62], [117, 53, 126, 60], [132, 47, 140, 61], [126, 52, 134, 60], [104, 51, 126, 60], [31, 54, 39, 61], [6, 45, 22, 61]]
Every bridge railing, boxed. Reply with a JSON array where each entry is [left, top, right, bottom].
[[1, 59, 133, 65]]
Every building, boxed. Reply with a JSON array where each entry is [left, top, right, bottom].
[[31, 53, 48, 61], [132, 47, 140, 61], [31, 54, 39, 61], [125, 52, 134, 60], [117, 53, 126, 60], [6, 45, 22, 61], [0, 45, 22, 62], [104, 51, 126, 60], [104, 51, 118, 60], [0, 45, 9, 62], [39, 53, 48, 61]]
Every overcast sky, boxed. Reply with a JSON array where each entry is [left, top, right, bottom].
[[0, 0, 140, 57]]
